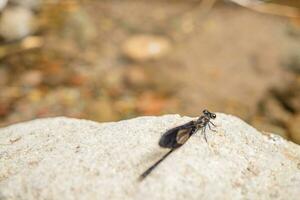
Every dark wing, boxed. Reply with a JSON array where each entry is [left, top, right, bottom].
[[159, 121, 195, 149]]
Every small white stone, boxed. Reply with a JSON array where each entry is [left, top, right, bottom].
[[0, 7, 36, 41], [0, 0, 8, 11], [122, 34, 171, 62]]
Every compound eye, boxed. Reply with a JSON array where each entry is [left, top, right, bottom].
[[211, 113, 216, 119]]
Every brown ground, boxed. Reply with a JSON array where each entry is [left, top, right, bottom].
[[1, 0, 300, 142]]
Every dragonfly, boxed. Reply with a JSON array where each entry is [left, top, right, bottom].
[[139, 109, 217, 180]]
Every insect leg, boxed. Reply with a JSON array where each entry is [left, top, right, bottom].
[[209, 121, 217, 127], [208, 123, 217, 132], [202, 126, 208, 143]]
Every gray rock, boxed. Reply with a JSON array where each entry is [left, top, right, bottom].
[[0, 114, 300, 200]]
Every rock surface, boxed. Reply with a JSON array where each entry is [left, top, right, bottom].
[[0, 114, 300, 200]]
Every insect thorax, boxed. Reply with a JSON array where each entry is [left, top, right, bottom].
[[196, 116, 210, 128]]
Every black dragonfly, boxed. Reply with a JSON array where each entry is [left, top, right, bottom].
[[139, 109, 217, 180]]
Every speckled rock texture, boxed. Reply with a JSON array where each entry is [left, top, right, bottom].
[[0, 114, 300, 200]]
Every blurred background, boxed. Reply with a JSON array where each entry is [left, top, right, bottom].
[[0, 0, 300, 144]]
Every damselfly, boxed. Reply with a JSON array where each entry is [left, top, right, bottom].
[[139, 109, 217, 180]]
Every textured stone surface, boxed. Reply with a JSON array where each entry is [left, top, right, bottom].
[[0, 114, 300, 200]]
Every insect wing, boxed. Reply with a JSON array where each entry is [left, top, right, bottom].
[[159, 121, 194, 148], [176, 128, 193, 145]]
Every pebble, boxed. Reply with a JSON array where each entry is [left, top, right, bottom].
[[21, 70, 43, 87], [136, 92, 167, 115], [251, 116, 289, 139], [9, 0, 41, 9], [43, 62, 67, 86], [67, 73, 88, 86], [101, 68, 125, 97], [261, 96, 292, 124], [21, 36, 44, 49], [0, 68, 8, 86], [63, 9, 96, 47], [0, 0, 7, 11], [0, 100, 10, 117], [0, 6, 36, 41], [114, 97, 136, 114], [277, 77, 300, 112], [284, 53, 300, 74], [287, 78, 300, 112], [122, 34, 171, 62], [124, 66, 149, 87], [288, 114, 300, 144], [85, 99, 117, 122]]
